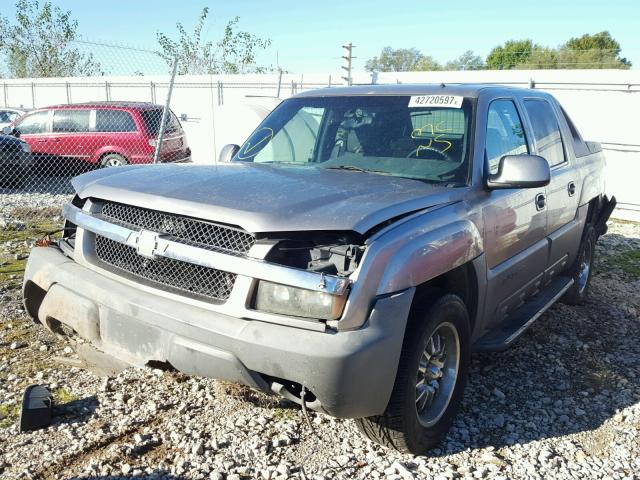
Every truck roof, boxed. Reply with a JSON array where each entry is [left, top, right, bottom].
[[294, 83, 547, 99]]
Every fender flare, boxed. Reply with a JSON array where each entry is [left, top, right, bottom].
[[376, 219, 483, 295]]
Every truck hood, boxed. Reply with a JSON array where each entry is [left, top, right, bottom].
[[72, 163, 463, 234]]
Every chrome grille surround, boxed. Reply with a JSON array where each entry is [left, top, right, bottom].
[[100, 201, 255, 255], [95, 235, 236, 302]]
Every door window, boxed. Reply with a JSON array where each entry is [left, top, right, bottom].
[[15, 111, 49, 135], [524, 99, 566, 167], [485, 100, 528, 174], [53, 110, 90, 133], [96, 110, 137, 132], [0, 110, 19, 123]]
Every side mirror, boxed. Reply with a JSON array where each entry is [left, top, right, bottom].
[[218, 144, 240, 163], [487, 154, 550, 190]]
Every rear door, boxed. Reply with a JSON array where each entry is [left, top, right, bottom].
[[482, 98, 548, 327], [522, 98, 581, 279], [51, 109, 92, 166]]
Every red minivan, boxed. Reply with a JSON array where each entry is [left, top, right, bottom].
[[10, 102, 191, 169]]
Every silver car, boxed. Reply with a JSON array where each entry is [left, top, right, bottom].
[[23, 85, 615, 454]]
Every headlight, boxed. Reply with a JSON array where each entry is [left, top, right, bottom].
[[255, 281, 348, 320], [21, 142, 31, 153]]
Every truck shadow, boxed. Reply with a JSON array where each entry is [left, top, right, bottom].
[[436, 231, 639, 456]]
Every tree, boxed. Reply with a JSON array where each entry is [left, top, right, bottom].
[[0, 0, 101, 78], [486, 40, 535, 70], [156, 7, 272, 75], [560, 31, 631, 69], [365, 47, 442, 72], [444, 50, 484, 70], [486, 33, 631, 70]]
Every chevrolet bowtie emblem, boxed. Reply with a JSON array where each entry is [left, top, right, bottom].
[[134, 230, 161, 259]]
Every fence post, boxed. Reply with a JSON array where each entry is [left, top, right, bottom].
[[150, 81, 156, 103], [276, 69, 283, 98], [291, 80, 295, 95], [2, 83, 7, 107], [31, 82, 35, 108], [153, 56, 179, 164], [328, 75, 332, 88], [216, 81, 224, 106], [65, 81, 71, 103], [105, 81, 111, 101]]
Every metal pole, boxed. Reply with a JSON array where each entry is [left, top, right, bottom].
[[150, 81, 156, 103], [66, 81, 71, 103], [31, 82, 35, 107], [3, 83, 7, 107], [105, 81, 111, 101], [276, 68, 283, 98], [153, 56, 179, 164]]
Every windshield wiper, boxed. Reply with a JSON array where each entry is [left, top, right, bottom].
[[324, 165, 393, 175]]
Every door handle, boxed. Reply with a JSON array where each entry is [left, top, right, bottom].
[[535, 193, 546, 211], [568, 181, 576, 197]]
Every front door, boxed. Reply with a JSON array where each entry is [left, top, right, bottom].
[[482, 98, 548, 328]]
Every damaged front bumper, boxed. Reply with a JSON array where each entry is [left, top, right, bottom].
[[23, 246, 414, 418]]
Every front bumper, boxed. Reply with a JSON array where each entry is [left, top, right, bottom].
[[23, 246, 413, 418]]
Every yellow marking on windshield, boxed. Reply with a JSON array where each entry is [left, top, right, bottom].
[[236, 127, 274, 160], [411, 121, 453, 155]]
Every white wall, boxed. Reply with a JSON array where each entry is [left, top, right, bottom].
[[2, 69, 639, 218]]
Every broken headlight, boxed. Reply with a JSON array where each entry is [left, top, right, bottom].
[[254, 281, 348, 320]]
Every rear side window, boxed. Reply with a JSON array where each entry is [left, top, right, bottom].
[[96, 110, 137, 132], [485, 100, 528, 175], [140, 109, 181, 136], [15, 111, 49, 135], [559, 106, 589, 157], [53, 110, 90, 133], [524, 99, 566, 167]]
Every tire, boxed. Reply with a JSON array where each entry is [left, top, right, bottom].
[[100, 153, 128, 168], [355, 293, 471, 454], [561, 224, 596, 305]]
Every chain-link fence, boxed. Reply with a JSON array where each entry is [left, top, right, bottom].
[[1, 39, 639, 219], [0, 40, 183, 194]]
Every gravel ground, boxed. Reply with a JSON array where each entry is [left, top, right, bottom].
[[0, 198, 639, 480]]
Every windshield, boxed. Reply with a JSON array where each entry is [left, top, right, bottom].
[[234, 95, 473, 184]]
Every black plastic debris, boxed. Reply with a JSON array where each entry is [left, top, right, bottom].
[[19, 384, 53, 432]]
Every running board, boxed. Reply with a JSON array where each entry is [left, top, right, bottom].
[[474, 276, 574, 352]]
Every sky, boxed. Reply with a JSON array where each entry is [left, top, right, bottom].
[[3, 0, 639, 73]]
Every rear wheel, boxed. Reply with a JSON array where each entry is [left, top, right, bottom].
[[355, 293, 470, 454], [100, 153, 128, 168], [562, 224, 596, 305]]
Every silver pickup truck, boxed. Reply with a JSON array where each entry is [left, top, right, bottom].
[[23, 85, 615, 454]]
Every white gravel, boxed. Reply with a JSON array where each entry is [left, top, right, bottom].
[[0, 203, 638, 480]]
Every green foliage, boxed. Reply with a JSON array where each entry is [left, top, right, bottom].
[[156, 7, 272, 75], [487, 32, 631, 70], [0, 0, 101, 78], [486, 39, 535, 70], [444, 50, 484, 71], [365, 47, 442, 72]]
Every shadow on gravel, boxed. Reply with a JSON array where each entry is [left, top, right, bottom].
[[430, 230, 640, 456], [52, 395, 100, 427]]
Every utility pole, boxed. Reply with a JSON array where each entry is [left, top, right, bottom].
[[341, 43, 355, 86]]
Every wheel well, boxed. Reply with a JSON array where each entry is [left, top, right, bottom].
[[411, 262, 478, 332]]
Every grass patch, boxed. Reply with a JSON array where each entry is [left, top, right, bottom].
[[0, 403, 20, 429], [53, 387, 77, 405], [604, 250, 640, 278]]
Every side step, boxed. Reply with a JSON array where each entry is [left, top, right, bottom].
[[474, 276, 574, 352]]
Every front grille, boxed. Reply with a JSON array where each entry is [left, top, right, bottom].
[[95, 235, 236, 302], [100, 201, 255, 255]]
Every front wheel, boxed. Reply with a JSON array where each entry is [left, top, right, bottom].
[[355, 293, 470, 454]]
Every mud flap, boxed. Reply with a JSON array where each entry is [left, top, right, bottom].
[[595, 195, 616, 238]]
